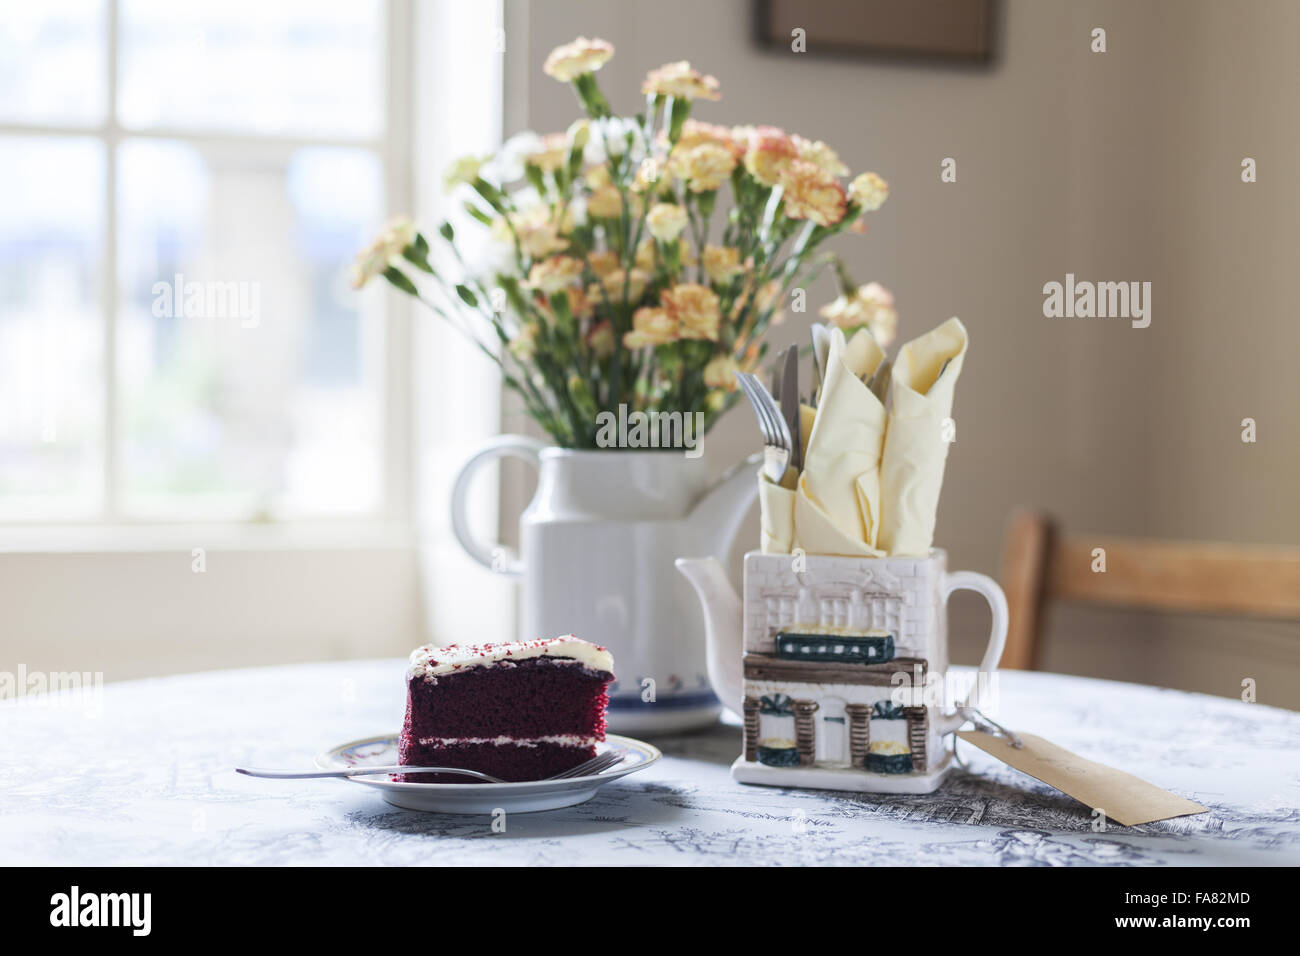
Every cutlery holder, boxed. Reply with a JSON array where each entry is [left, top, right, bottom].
[[733, 550, 1007, 794]]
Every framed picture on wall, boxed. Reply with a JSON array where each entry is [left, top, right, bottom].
[[756, 0, 995, 63]]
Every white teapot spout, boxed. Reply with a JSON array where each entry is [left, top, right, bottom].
[[686, 453, 760, 570], [675, 556, 744, 716]]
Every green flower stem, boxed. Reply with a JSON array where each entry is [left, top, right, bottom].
[[572, 72, 612, 119]]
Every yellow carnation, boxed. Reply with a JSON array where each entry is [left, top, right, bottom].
[[443, 155, 487, 193], [584, 165, 623, 218], [663, 282, 721, 341], [646, 203, 689, 242], [742, 130, 798, 186], [703, 353, 741, 391], [543, 37, 614, 82], [526, 255, 584, 294], [494, 206, 569, 258], [350, 216, 416, 289], [623, 306, 678, 348], [642, 61, 721, 101], [702, 245, 744, 284], [536, 284, 594, 325], [792, 135, 848, 177], [591, 268, 650, 303], [677, 120, 743, 158], [587, 250, 620, 278], [636, 237, 695, 272], [524, 133, 568, 173], [849, 171, 889, 211], [668, 141, 737, 193], [586, 319, 615, 358], [779, 159, 847, 227], [818, 282, 897, 347], [587, 185, 623, 218]]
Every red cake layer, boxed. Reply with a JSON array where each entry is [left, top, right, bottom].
[[403, 655, 611, 739], [398, 652, 613, 784], [398, 740, 595, 783]]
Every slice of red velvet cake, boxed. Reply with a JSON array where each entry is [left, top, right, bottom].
[[398, 635, 614, 783]]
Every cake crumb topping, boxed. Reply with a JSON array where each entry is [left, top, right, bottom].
[[408, 634, 614, 680]]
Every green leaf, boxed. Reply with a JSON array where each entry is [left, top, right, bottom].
[[382, 266, 419, 297], [464, 202, 494, 226], [438, 221, 454, 242], [455, 284, 479, 308], [401, 246, 435, 274], [524, 163, 547, 197], [471, 177, 507, 214]]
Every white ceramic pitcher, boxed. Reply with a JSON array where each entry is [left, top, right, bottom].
[[451, 437, 759, 734]]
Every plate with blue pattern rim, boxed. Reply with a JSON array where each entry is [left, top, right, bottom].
[[315, 733, 660, 814]]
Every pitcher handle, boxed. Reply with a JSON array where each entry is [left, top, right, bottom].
[[934, 570, 1009, 735], [450, 435, 545, 578]]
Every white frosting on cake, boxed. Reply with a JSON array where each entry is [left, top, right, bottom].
[[407, 635, 614, 680]]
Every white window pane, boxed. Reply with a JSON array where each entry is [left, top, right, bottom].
[[0, 1, 107, 126], [0, 136, 105, 518], [118, 0, 384, 139], [116, 139, 385, 518]]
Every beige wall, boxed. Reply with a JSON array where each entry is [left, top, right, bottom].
[[519, 0, 1300, 707], [0, 536, 421, 683]]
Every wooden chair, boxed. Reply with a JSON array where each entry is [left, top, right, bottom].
[[998, 510, 1300, 670]]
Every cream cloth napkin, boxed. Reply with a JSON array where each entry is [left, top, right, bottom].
[[877, 317, 968, 556], [791, 327, 888, 556]]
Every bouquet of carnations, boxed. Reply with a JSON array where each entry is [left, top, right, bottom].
[[351, 36, 895, 448]]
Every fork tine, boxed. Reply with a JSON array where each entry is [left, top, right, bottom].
[[737, 372, 792, 484], [754, 377, 792, 453], [548, 749, 625, 780], [745, 374, 782, 447], [737, 374, 775, 446], [555, 758, 597, 780]]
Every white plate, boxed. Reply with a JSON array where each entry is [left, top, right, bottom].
[[315, 733, 660, 814]]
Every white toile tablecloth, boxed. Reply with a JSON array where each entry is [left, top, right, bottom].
[[1, 660, 1297, 866]]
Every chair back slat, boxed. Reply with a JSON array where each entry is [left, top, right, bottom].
[[1050, 538, 1300, 619], [999, 510, 1300, 671]]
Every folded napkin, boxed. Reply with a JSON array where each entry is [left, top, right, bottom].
[[792, 327, 888, 556], [877, 317, 968, 556]]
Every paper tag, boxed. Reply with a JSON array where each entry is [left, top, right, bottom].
[[957, 730, 1208, 827]]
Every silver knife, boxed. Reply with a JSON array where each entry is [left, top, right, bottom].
[[780, 345, 801, 472]]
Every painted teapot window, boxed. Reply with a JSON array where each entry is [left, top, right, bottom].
[[756, 694, 799, 766], [868, 700, 914, 774], [774, 630, 896, 663]]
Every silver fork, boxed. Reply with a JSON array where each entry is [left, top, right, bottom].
[[734, 371, 792, 484], [236, 749, 628, 784], [547, 748, 628, 779], [236, 765, 508, 782]]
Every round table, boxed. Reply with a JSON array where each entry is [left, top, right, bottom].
[[2, 660, 1297, 866]]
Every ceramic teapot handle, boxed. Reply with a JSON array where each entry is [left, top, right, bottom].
[[450, 435, 545, 578], [935, 570, 1009, 735]]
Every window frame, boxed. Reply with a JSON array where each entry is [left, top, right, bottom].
[[0, 0, 415, 533]]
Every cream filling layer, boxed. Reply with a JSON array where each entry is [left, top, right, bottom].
[[414, 734, 599, 749]]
